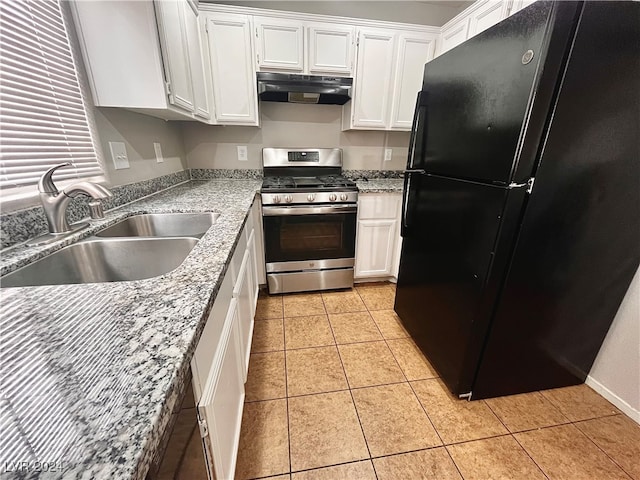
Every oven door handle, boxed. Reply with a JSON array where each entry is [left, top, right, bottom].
[[262, 205, 357, 216]]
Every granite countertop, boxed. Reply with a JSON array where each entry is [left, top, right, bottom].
[[356, 178, 404, 193], [0, 179, 261, 479]]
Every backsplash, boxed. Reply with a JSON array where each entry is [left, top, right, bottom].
[[1, 171, 189, 249]]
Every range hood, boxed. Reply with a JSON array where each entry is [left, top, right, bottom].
[[257, 72, 353, 105]]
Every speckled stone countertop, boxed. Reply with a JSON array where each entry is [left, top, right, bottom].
[[356, 178, 405, 193], [0, 179, 261, 479]]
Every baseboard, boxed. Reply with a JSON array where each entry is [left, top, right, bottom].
[[585, 375, 640, 424]]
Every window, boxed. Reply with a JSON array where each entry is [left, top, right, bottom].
[[0, 0, 103, 202]]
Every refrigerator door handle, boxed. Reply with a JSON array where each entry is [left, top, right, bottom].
[[401, 171, 425, 235], [406, 92, 428, 170]]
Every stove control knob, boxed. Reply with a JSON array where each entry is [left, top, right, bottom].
[[329, 194, 337, 202], [284, 195, 293, 203], [273, 195, 281, 204], [307, 194, 316, 202], [340, 193, 348, 201]]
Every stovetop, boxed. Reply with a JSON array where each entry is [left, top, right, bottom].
[[261, 175, 357, 191]]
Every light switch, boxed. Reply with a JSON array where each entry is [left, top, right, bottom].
[[109, 141, 129, 170], [237, 145, 248, 161], [384, 148, 393, 162], [154, 142, 164, 163]]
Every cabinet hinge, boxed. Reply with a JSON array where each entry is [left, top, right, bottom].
[[164, 81, 171, 95], [197, 411, 208, 438]]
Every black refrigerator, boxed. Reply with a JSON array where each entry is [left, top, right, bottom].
[[394, 1, 640, 400]]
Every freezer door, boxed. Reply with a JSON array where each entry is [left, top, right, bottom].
[[394, 174, 511, 394], [420, 1, 572, 184], [472, 1, 640, 399]]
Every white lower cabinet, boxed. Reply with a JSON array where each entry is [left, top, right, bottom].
[[190, 199, 262, 479], [197, 297, 244, 480], [355, 193, 402, 279]]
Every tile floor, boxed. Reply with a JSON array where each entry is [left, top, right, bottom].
[[232, 282, 640, 480]]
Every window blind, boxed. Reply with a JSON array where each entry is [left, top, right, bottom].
[[0, 0, 103, 191]]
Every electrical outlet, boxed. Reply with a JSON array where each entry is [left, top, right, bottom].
[[237, 145, 248, 161], [109, 141, 129, 170], [384, 148, 393, 162], [154, 142, 164, 163]]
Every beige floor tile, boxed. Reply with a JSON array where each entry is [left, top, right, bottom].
[[236, 399, 290, 479], [338, 341, 406, 388], [328, 311, 382, 344], [373, 448, 462, 480], [447, 435, 546, 480], [291, 461, 376, 480], [356, 284, 396, 310], [284, 293, 326, 317], [485, 391, 569, 433], [387, 338, 438, 381], [352, 383, 441, 457], [285, 315, 335, 349], [175, 425, 208, 480], [412, 379, 508, 444], [575, 414, 640, 479], [288, 391, 369, 471], [286, 346, 348, 397], [256, 294, 284, 320], [252, 318, 285, 353], [515, 424, 631, 480], [370, 310, 409, 339], [245, 351, 286, 402], [322, 289, 367, 314], [262, 476, 291, 480], [540, 384, 620, 422]]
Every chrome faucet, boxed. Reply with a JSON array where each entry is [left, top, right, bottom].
[[38, 163, 113, 234]]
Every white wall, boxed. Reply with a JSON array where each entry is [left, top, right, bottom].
[[587, 267, 640, 423], [93, 108, 187, 186], [205, 1, 470, 27], [182, 102, 410, 171]]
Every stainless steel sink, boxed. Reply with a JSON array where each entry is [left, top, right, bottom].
[[96, 213, 219, 238], [1, 237, 199, 288]]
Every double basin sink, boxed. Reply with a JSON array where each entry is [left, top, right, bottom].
[[1, 213, 219, 288]]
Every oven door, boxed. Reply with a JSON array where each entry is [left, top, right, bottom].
[[262, 204, 357, 271]]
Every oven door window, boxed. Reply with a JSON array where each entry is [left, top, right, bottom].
[[263, 213, 356, 263]]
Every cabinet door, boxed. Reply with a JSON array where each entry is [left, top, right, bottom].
[[155, 0, 195, 112], [233, 249, 254, 380], [355, 219, 398, 278], [351, 29, 396, 129], [308, 23, 355, 75], [389, 32, 436, 130], [510, 0, 537, 15], [254, 17, 304, 72], [247, 229, 260, 317], [468, 0, 510, 38], [182, 1, 210, 120], [439, 18, 470, 55], [204, 13, 259, 125], [198, 298, 244, 480]]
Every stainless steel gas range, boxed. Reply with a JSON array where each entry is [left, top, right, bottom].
[[260, 148, 358, 294]]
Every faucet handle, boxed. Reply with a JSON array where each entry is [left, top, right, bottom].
[[38, 163, 71, 193]]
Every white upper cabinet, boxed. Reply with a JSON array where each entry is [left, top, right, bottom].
[[254, 18, 355, 76], [468, 0, 512, 37], [390, 33, 436, 129], [350, 29, 396, 129], [254, 17, 305, 72], [183, 2, 211, 120], [511, 0, 538, 15], [439, 17, 470, 55], [344, 27, 436, 131], [202, 12, 259, 125], [155, 0, 195, 113], [308, 23, 355, 75]]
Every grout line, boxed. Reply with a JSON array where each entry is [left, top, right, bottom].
[[321, 291, 376, 474], [282, 315, 293, 477]]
